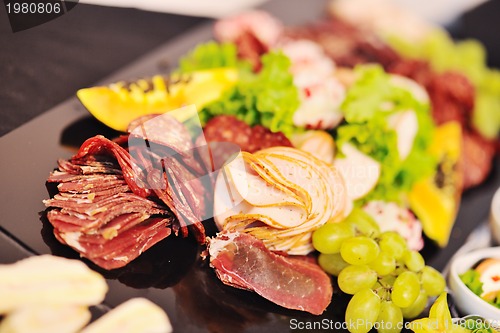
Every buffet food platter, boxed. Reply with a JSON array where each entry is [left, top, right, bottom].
[[0, 0, 499, 332]]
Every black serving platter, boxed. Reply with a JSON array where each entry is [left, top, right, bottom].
[[0, 0, 499, 331]]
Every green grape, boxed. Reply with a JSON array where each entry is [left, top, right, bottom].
[[372, 281, 383, 291], [341, 236, 380, 265], [403, 251, 425, 272], [344, 207, 381, 238], [372, 282, 391, 306], [338, 265, 377, 295], [401, 290, 428, 319], [313, 222, 354, 254], [391, 271, 420, 308], [378, 232, 407, 260], [369, 252, 396, 276], [377, 301, 403, 333], [345, 289, 381, 333], [379, 275, 396, 289], [392, 265, 407, 277], [421, 266, 446, 297], [318, 253, 349, 276]]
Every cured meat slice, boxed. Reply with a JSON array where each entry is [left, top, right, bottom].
[[202, 115, 292, 154], [45, 200, 165, 233], [56, 185, 131, 199], [57, 156, 123, 175], [72, 136, 151, 198], [128, 113, 205, 175], [45, 128, 209, 269], [55, 217, 172, 270], [48, 172, 123, 184], [124, 114, 210, 242], [147, 163, 206, 242], [56, 180, 128, 194], [49, 173, 124, 184], [45, 192, 161, 215], [208, 232, 333, 315]]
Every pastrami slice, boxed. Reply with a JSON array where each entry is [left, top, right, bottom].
[[208, 232, 332, 315]]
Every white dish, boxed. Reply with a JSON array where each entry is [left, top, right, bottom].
[[490, 187, 500, 244], [448, 247, 500, 320]]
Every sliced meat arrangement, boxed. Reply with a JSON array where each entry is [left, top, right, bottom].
[[45, 151, 172, 270], [44, 116, 209, 269], [284, 18, 496, 190], [208, 232, 333, 315], [128, 114, 209, 241], [215, 13, 496, 189]]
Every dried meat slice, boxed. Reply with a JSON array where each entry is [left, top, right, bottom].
[[55, 217, 173, 270], [58, 156, 123, 175], [44, 189, 167, 231], [208, 232, 332, 315], [128, 113, 206, 175], [48, 172, 123, 184], [147, 164, 206, 243], [45, 139, 177, 269], [72, 136, 151, 198], [45, 128, 210, 269]]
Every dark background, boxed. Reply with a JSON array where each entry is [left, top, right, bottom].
[[0, 4, 205, 137]]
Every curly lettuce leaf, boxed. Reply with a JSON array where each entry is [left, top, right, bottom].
[[387, 30, 500, 139], [178, 41, 251, 73], [200, 51, 300, 136], [341, 65, 424, 123], [337, 65, 436, 203]]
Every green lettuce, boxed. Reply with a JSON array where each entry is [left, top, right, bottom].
[[460, 269, 500, 311], [460, 269, 484, 296], [387, 30, 500, 139], [199, 51, 301, 136], [178, 41, 250, 72], [336, 65, 436, 203]]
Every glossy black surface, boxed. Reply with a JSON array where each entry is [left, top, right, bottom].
[[0, 0, 499, 331], [0, 229, 33, 263]]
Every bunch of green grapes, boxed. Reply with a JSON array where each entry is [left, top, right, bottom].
[[312, 209, 446, 333]]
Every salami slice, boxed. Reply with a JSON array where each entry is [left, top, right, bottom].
[[202, 115, 292, 154]]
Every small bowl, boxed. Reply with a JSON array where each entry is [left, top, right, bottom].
[[490, 187, 500, 244], [448, 247, 500, 319]]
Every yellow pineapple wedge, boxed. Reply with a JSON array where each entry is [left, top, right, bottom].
[[409, 121, 463, 247], [77, 68, 238, 132]]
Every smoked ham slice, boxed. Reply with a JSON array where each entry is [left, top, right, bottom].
[[208, 232, 333, 315]]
